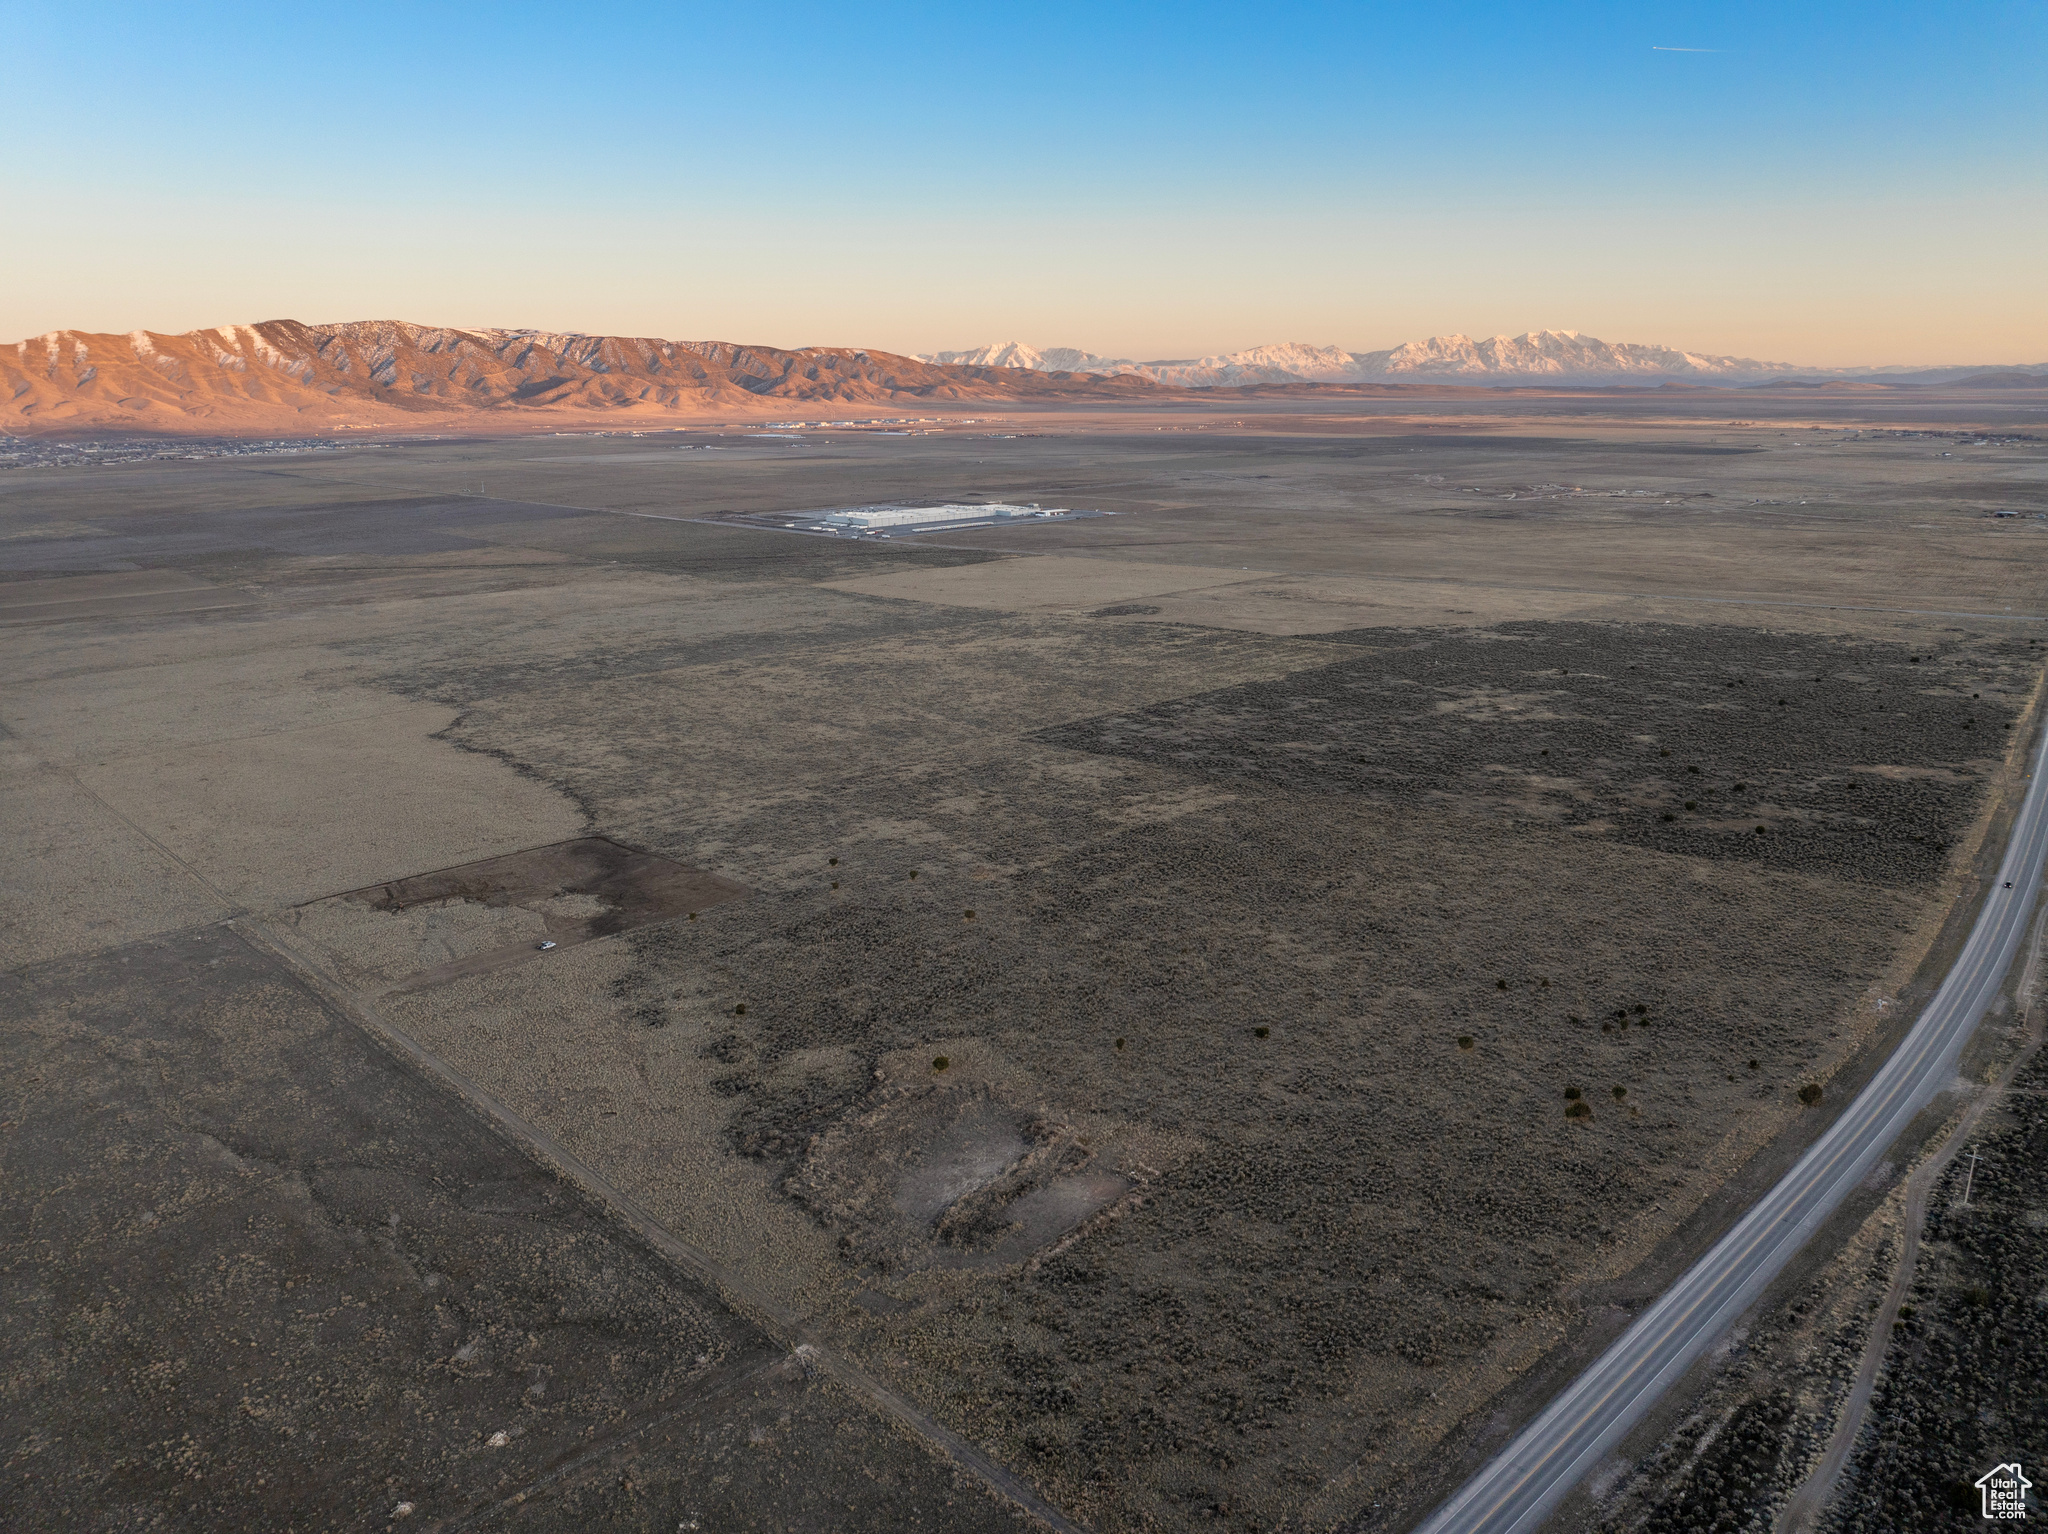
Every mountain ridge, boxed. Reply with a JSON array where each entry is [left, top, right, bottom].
[[919, 330, 2038, 386], [1, 319, 1166, 435], [8, 320, 2042, 437]]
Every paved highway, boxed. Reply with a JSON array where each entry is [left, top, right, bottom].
[[1414, 712, 2048, 1534]]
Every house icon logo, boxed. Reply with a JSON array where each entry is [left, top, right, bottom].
[[1977, 1462, 2031, 1520]]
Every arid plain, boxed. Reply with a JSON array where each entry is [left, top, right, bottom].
[[5, 387, 2047, 1533]]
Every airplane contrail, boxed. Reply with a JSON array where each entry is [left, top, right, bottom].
[[1652, 45, 1720, 51]]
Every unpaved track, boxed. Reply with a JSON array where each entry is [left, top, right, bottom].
[[240, 920, 1087, 1534], [1412, 683, 2048, 1534], [1775, 900, 2048, 1533]]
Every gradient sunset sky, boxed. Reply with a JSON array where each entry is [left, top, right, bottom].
[[9, 1, 2044, 366]]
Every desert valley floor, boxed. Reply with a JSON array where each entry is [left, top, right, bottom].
[[5, 387, 2047, 1533]]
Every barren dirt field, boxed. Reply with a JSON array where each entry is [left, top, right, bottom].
[[4, 390, 2046, 1532]]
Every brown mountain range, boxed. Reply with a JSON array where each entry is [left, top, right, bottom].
[[1, 319, 1173, 436]]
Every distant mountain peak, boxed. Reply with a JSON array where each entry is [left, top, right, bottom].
[[917, 330, 1809, 385]]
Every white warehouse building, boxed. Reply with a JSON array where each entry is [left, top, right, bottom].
[[813, 502, 1062, 532]]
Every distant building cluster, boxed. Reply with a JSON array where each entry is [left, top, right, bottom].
[[757, 416, 1002, 432], [0, 436, 348, 470]]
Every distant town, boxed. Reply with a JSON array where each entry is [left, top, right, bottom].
[[0, 436, 350, 470]]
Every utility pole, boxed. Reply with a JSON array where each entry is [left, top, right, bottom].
[[1960, 1146, 1982, 1208]]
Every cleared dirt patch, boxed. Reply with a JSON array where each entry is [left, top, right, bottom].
[[782, 1077, 1151, 1275], [328, 836, 747, 989]]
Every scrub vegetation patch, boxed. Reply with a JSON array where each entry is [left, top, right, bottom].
[[1035, 622, 2028, 886]]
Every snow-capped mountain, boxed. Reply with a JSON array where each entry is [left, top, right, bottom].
[[918, 330, 1810, 386], [919, 340, 1361, 385], [921, 342, 1143, 375], [1363, 331, 1802, 379]]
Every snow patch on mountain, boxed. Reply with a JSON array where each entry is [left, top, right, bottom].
[[922, 342, 1149, 375], [918, 330, 1810, 385]]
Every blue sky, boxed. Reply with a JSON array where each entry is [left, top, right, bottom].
[[8, 1, 2045, 363]]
